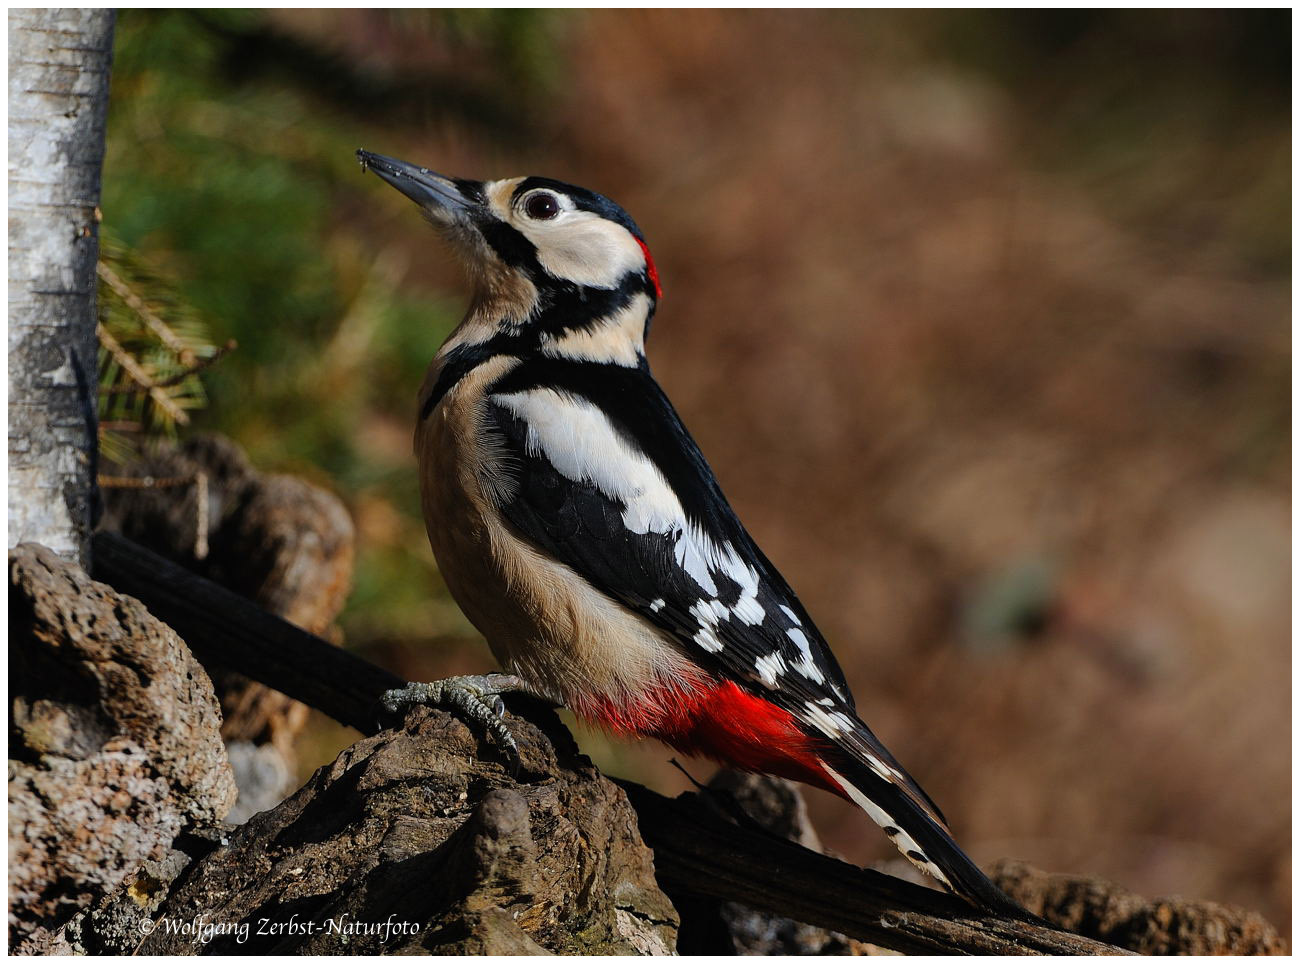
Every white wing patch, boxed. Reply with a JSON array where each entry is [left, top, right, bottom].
[[495, 388, 682, 536], [494, 387, 780, 651]]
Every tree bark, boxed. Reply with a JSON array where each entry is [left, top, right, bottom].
[[7, 8, 115, 566]]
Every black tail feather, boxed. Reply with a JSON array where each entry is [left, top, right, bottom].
[[821, 749, 1033, 920]]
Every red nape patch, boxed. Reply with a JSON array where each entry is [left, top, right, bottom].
[[574, 679, 842, 796], [636, 238, 663, 300]]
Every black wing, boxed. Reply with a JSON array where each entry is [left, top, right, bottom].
[[485, 358, 847, 694], [482, 357, 945, 819]]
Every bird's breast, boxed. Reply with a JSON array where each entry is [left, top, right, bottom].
[[416, 356, 702, 715]]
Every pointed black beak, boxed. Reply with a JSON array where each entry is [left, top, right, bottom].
[[356, 149, 482, 219]]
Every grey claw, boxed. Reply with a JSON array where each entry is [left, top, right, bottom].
[[377, 675, 525, 773]]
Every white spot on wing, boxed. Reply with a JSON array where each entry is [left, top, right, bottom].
[[676, 526, 721, 596], [753, 652, 786, 687], [787, 628, 814, 661], [649, 598, 665, 612], [694, 625, 723, 653], [690, 600, 717, 627], [786, 628, 825, 682], [732, 594, 765, 625], [779, 605, 801, 625], [795, 663, 824, 683], [802, 701, 849, 734]]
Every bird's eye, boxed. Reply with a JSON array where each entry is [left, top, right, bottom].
[[523, 192, 560, 221]]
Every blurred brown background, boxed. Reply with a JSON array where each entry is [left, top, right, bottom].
[[103, 9, 1290, 937]]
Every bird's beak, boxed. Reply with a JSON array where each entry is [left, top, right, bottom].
[[356, 149, 481, 224]]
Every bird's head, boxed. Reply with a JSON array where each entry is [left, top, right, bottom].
[[358, 149, 661, 364]]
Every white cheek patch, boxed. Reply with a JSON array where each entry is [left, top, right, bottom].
[[482, 179, 646, 292], [526, 211, 646, 290]]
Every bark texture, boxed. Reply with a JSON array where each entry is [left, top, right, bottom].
[[674, 772, 876, 954], [89, 532, 1288, 955], [101, 434, 355, 821], [9, 544, 236, 952], [7, 9, 115, 565], [127, 705, 678, 955], [991, 858, 1288, 956]]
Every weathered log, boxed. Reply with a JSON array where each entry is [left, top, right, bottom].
[[623, 780, 1120, 955], [675, 771, 873, 954], [92, 530, 390, 734], [100, 434, 356, 822], [129, 705, 678, 954], [90, 531, 1129, 955], [9, 544, 236, 952], [990, 859, 1288, 956]]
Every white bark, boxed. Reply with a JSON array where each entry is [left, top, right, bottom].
[[8, 9, 115, 565]]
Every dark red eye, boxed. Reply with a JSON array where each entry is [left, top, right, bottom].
[[524, 192, 560, 220]]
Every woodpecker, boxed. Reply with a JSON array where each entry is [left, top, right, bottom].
[[359, 149, 1025, 917]]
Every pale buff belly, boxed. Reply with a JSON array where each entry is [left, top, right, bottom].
[[416, 360, 701, 712]]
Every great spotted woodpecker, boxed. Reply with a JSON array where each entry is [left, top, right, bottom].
[[359, 149, 1024, 916]]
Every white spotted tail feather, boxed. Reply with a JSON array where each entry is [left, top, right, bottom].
[[805, 710, 1032, 918]]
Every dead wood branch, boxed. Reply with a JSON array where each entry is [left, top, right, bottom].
[[89, 530, 1132, 955]]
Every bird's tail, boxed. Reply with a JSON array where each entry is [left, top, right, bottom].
[[818, 722, 1031, 919]]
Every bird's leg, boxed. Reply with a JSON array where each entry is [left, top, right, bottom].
[[380, 673, 530, 772]]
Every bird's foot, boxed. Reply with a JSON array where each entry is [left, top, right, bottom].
[[380, 673, 527, 773]]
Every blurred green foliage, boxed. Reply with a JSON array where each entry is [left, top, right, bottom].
[[96, 230, 224, 465], [102, 9, 570, 654]]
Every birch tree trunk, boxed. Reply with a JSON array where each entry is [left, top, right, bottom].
[[8, 8, 115, 566]]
